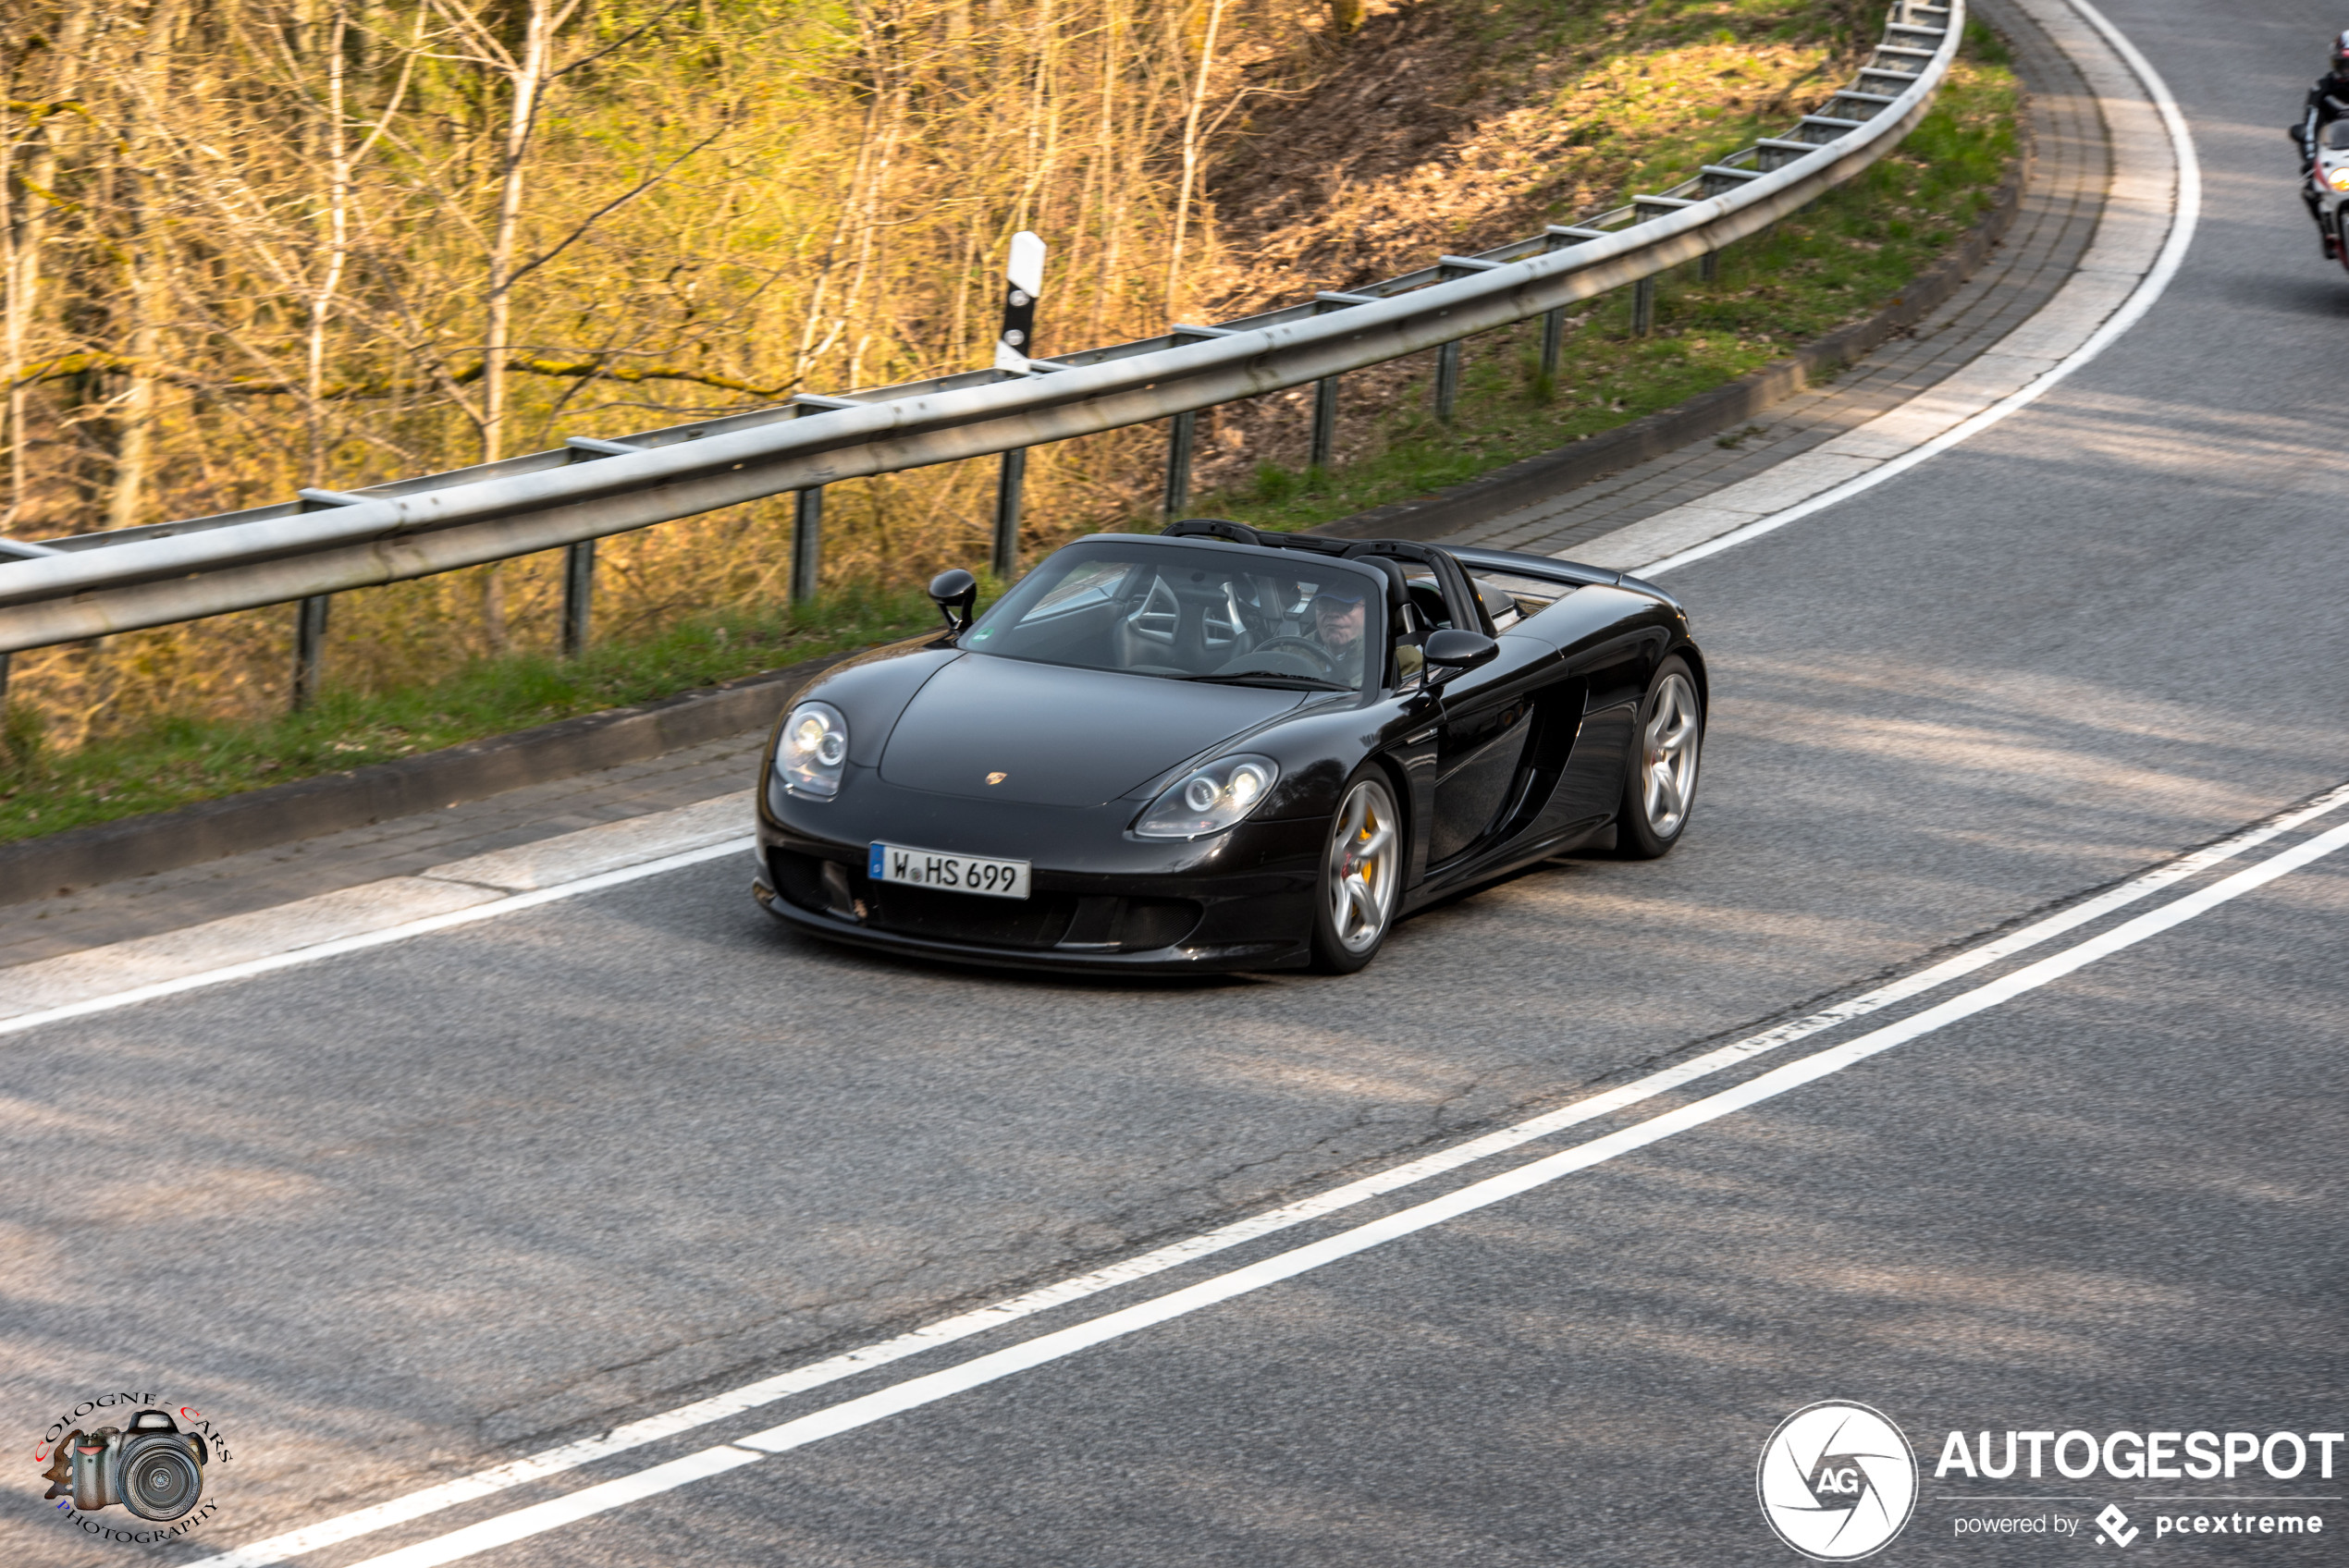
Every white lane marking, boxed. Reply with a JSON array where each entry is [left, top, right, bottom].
[[0, 838, 752, 1040], [324, 810, 2349, 1568], [1587, 0, 2202, 579], [189, 778, 2349, 1568]]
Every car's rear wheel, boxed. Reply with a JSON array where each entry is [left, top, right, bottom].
[[1617, 655, 1703, 859], [1311, 769, 1403, 974]]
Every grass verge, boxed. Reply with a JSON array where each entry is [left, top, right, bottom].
[[0, 584, 956, 843]]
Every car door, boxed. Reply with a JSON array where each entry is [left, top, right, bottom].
[[1424, 639, 1555, 866], [1409, 557, 1578, 870]]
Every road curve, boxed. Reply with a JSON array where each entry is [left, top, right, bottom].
[[5, 0, 2345, 1564]]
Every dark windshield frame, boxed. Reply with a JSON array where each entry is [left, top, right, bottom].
[[958, 535, 1394, 693]]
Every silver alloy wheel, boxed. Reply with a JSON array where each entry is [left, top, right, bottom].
[[1641, 671, 1702, 838], [1325, 777, 1401, 954]]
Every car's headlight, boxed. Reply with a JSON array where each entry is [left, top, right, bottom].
[[778, 701, 849, 798], [1134, 753, 1280, 839]]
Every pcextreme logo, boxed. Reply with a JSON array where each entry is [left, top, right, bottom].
[[1757, 1401, 1921, 1562]]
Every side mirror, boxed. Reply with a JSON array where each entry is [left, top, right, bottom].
[[1420, 628, 1499, 684], [929, 568, 978, 635]]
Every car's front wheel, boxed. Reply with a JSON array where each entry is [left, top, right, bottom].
[[1617, 654, 1703, 859], [1311, 769, 1403, 974]]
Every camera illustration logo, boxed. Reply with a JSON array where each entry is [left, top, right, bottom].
[[33, 1392, 226, 1543], [1757, 1400, 1920, 1561]]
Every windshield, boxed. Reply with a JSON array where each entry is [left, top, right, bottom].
[[961, 538, 1389, 692]]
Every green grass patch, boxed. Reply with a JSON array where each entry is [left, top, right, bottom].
[[0, 582, 964, 844], [1197, 40, 2018, 533]]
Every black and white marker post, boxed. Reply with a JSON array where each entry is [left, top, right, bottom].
[[991, 231, 1046, 579]]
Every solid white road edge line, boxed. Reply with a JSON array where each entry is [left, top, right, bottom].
[[1630, 0, 2200, 578], [187, 778, 2349, 1568], [0, 839, 753, 1040], [318, 809, 2349, 1568]]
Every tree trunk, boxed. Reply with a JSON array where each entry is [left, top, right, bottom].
[[108, 0, 187, 534], [4, 1, 98, 533], [1165, 0, 1227, 319], [306, 5, 354, 486], [473, 0, 561, 653]]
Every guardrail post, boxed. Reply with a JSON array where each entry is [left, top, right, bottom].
[[792, 486, 823, 605], [1701, 250, 1720, 283], [1431, 257, 1502, 423], [1161, 324, 1240, 519], [561, 539, 596, 657], [559, 435, 646, 656], [1162, 412, 1197, 520], [292, 594, 329, 712], [1308, 291, 1376, 471], [993, 447, 1027, 578], [1631, 276, 1656, 337], [287, 484, 370, 712], [1539, 228, 1606, 385], [785, 396, 859, 605]]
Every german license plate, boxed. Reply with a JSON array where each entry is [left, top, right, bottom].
[[868, 841, 1031, 900]]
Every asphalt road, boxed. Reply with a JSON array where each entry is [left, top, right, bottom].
[[6, 0, 2347, 1563]]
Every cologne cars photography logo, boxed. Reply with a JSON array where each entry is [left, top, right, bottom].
[[31, 1390, 228, 1545], [1757, 1400, 1919, 1561]]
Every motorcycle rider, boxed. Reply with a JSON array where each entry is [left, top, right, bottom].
[[2295, 31, 2349, 252]]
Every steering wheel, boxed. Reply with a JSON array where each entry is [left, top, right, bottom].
[[1234, 635, 1340, 677]]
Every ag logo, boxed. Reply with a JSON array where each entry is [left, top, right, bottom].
[[1756, 1400, 1919, 1561]]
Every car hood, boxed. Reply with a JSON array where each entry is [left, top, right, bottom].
[[878, 655, 1301, 806]]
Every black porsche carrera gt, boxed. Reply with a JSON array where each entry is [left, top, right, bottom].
[[752, 519, 1704, 974]]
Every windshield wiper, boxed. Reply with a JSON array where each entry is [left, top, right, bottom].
[[1177, 670, 1353, 691]]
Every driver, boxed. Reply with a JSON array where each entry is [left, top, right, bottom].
[[1307, 580, 1420, 687], [1308, 581, 1372, 686]]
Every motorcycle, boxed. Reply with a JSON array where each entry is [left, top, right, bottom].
[[2294, 116, 2349, 269]]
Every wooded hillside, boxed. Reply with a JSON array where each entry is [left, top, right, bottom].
[[3, 0, 1885, 742]]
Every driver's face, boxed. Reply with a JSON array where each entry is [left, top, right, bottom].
[[1315, 598, 1365, 649]]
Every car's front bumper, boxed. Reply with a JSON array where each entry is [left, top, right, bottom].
[[753, 770, 1325, 974]]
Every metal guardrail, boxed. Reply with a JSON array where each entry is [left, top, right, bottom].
[[0, 0, 1962, 670]]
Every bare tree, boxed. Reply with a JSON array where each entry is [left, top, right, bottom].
[[2, 1, 97, 532], [1164, 0, 1228, 318]]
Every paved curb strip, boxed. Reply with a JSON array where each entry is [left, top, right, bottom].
[[1315, 145, 2032, 543], [1572, 0, 2181, 571], [0, 794, 753, 1020], [0, 651, 844, 907]]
